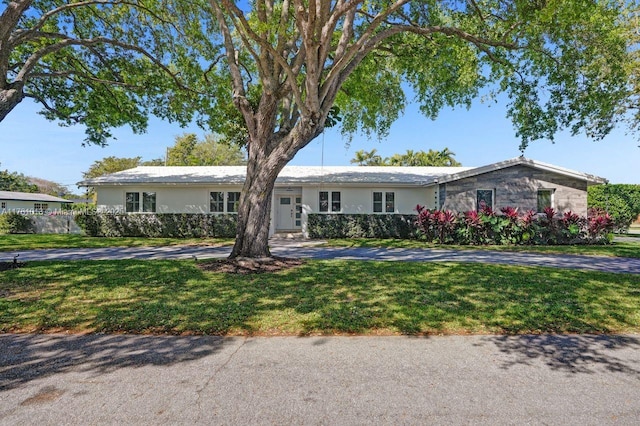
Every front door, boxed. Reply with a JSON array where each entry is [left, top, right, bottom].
[[276, 195, 302, 231]]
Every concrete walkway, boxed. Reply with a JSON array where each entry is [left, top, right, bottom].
[[1, 243, 639, 274], [1, 334, 640, 425]]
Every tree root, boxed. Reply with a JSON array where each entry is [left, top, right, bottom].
[[197, 256, 304, 274]]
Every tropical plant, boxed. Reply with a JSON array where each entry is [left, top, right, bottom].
[[352, 148, 461, 166]]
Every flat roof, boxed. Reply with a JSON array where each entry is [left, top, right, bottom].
[[78, 157, 608, 187], [79, 165, 473, 186], [0, 191, 73, 203]]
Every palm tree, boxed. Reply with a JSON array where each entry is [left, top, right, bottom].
[[350, 149, 386, 166]]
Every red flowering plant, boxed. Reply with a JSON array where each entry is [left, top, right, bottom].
[[519, 209, 537, 243], [559, 211, 586, 243], [436, 210, 458, 243], [587, 210, 615, 243], [415, 205, 438, 242], [499, 206, 523, 244]]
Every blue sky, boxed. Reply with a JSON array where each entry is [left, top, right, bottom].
[[1, 95, 638, 193]]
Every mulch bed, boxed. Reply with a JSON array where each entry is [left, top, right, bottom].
[[197, 256, 305, 274]]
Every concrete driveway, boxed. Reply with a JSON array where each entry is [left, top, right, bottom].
[[1, 244, 639, 274], [1, 334, 639, 425]]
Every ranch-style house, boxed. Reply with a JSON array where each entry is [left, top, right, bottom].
[[79, 157, 607, 238]]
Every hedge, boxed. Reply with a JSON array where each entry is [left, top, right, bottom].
[[75, 213, 237, 238], [307, 214, 418, 239], [0, 212, 35, 234], [588, 184, 640, 231]]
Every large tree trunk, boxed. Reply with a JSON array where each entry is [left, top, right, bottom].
[[0, 84, 24, 123], [229, 155, 280, 259], [229, 117, 323, 259]]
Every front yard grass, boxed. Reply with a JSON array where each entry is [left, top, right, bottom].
[[0, 234, 233, 251], [1, 259, 639, 335], [323, 238, 640, 258]]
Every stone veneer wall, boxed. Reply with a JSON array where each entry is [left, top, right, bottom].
[[440, 165, 589, 215]]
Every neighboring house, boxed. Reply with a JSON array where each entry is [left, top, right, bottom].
[[0, 190, 73, 212], [79, 157, 607, 237]]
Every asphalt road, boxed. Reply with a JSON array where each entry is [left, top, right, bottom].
[[1, 334, 639, 425], [1, 244, 639, 274]]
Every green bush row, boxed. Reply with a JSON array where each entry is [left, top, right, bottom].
[[588, 184, 640, 231], [0, 212, 35, 234], [415, 206, 615, 245], [307, 214, 418, 239], [75, 213, 237, 238]]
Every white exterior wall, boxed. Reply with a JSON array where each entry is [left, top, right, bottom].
[[96, 185, 244, 213], [95, 184, 437, 238], [302, 186, 435, 214], [0, 200, 67, 212], [299, 185, 435, 237]]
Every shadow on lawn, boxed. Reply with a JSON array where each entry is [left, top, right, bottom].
[[0, 334, 226, 392], [2, 259, 640, 343], [479, 334, 640, 377]]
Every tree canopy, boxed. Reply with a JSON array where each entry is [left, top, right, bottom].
[[167, 133, 246, 166], [82, 156, 146, 180], [0, 0, 199, 145], [351, 148, 461, 166], [0, 164, 37, 193], [3, 1, 635, 259]]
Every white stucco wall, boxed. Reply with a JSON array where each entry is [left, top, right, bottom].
[[95, 183, 437, 238], [301, 186, 435, 214], [96, 185, 244, 213]]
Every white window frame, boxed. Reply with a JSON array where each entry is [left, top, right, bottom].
[[319, 191, 329, 212], [476, 189, 495, 211], [210, 191, 224, 213], [125, 192, 140, 213], [319, 191, 341, 213], [373, 191, 395, 213], [227, 191, 241, 213], [1, 202, 6, 209], [537, 189, 555, 213], [331, 191, 341, 212]]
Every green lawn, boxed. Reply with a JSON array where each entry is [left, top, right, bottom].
[[0, 234, 233, 251], [1, 259, 639, 335], [323, 238, 640, 258]]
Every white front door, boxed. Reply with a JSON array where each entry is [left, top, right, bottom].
[[276, 195, 302, 231]]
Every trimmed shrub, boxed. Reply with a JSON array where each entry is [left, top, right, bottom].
[[74, 213, 238, 238], [307, 214, 417, 239], [0, 212, 35, 234], [588, 184, 640, 231]]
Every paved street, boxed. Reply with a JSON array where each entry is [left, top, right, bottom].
[[1, 243, 639, 274], [1, 334, 639, 425]]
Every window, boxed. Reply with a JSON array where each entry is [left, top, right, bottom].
[[33, 203, 48, 212], [210, 192, 224, 212], [373, 192, 383, 213], [373, 191, 395, 213], [143, 192, 156, 213], [537, 189, 553, 213], [319, 191, 329, 212], [319, 191, 341, 212], [476, 189, 494, 211], [331, 191, 341, 212], [125, 192, 140, 213], [385, 192, 395, 213], [1, 202, 6, 209], [227, 192, 241, 213], [295, 197, 302, 227]]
